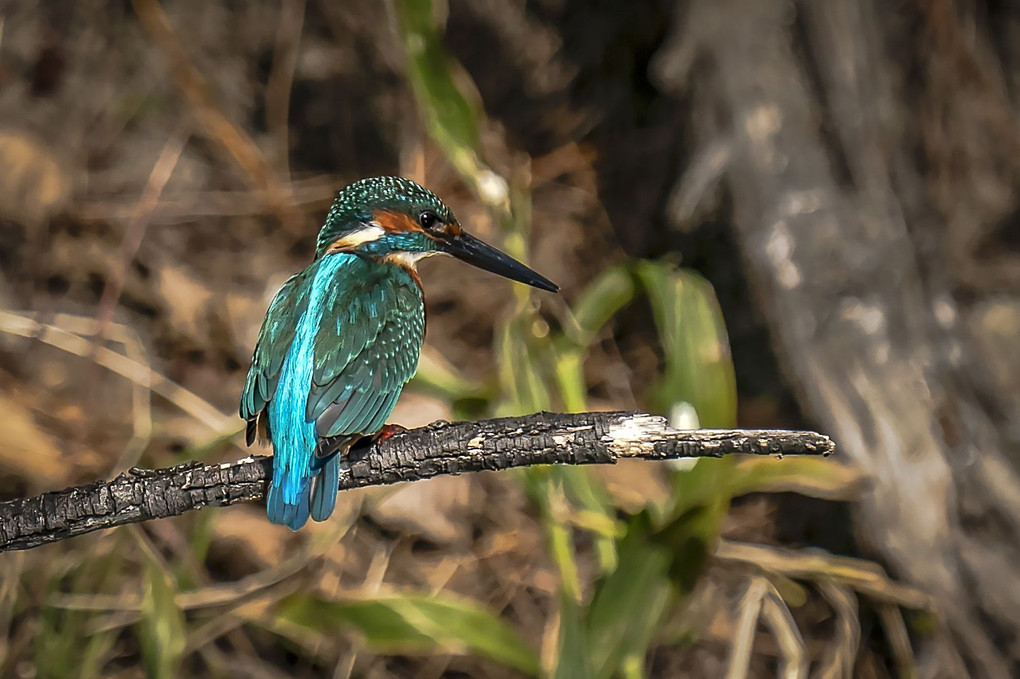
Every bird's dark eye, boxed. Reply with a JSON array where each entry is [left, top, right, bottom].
[[418, 210, 441, 231]]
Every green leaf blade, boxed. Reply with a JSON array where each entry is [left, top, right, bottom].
[[275, 593, 540, 676]]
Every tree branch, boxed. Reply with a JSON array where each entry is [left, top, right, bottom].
[[0, 411, 833, 552]]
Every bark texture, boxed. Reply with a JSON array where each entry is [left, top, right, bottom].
[[0, 411, 831, 552]]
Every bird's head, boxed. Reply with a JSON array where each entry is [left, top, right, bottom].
[[315, 176, 558, 292]]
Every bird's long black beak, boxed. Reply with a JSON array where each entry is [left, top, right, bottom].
[[441, 231, 559, 292]]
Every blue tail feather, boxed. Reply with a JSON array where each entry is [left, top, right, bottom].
[[293, 487, 311, 530], [310, 454, 340, 522], [266, 457, 338, 529], [266, 482, 288, 525], [266, 467, 313, 531]]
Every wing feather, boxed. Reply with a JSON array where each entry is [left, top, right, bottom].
[[239, 273, 308, 436], [307, 265, 423, 439]]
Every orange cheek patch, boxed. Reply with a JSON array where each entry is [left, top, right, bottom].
[[372, 209, 423, 233]]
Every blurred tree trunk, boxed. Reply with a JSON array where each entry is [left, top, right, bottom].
[[655, 0, 1020, 676]]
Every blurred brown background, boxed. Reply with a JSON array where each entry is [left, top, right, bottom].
[[0, 0, 1018, 677]]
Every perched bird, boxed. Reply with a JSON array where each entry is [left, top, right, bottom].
[[240, 176, 558, 530]]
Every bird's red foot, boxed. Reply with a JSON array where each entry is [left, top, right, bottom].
[[374, 424, 407, 444]]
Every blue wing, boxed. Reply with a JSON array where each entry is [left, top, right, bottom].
[[308, 266, 424, 439], [239, 272, 308, 445]]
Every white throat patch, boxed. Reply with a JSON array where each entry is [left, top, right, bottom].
[[385, 250, 441, 269]]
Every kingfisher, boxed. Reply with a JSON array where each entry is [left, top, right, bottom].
[[240, 176, 558, 530]]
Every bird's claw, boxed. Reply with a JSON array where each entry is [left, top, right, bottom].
[[373, 424, 407, 444]]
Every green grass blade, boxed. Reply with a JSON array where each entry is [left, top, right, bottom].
[[557, 466, 619, 572], [139, 564, 186, 679], [569, 265, 636, 344], [411, 349, 490, 403], [585, 513, 672, 679], [636, 262, 737, 428], [394, 0, 487, 185], [552, 263, 637, 415], [275, 593, 540, 676], [496, 319, 552, 415], [553, 590, 593, 679], [730, 456, 859, 500], [35, 607, 114, 679]]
